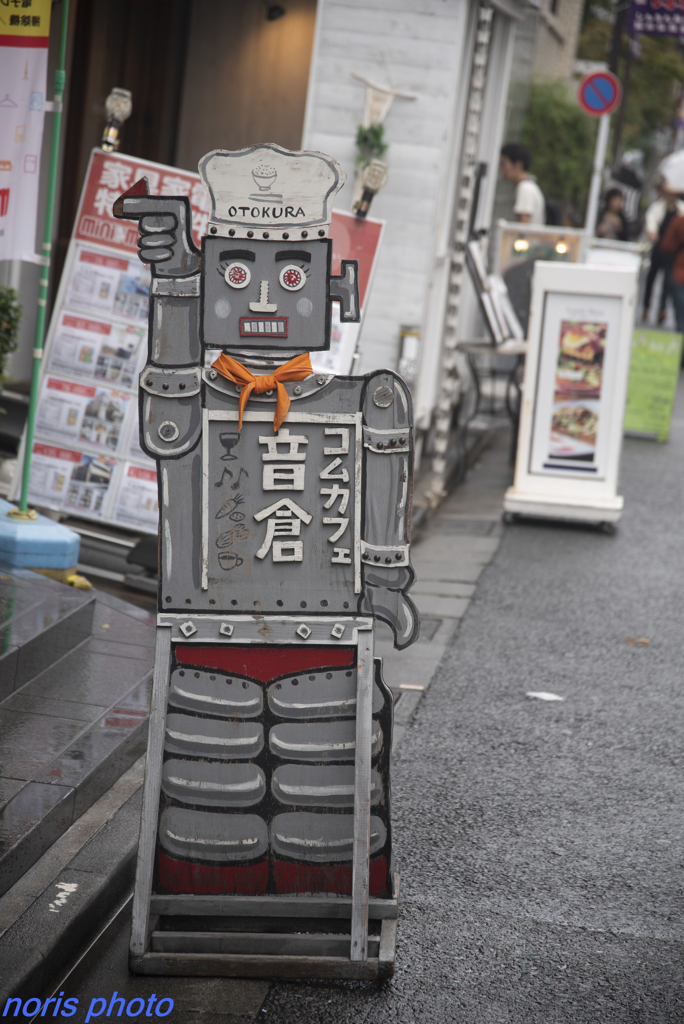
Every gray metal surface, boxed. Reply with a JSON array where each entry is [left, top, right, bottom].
[[270, 812, 386, 863], [261, 394, 684, 1020], [168, 668, 263, 718], [268, 720, 382, 761], [161, 760, 267, 808], [158, 808, 269, 863]]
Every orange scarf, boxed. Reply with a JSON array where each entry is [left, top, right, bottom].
[[211, 352, 313, 431]]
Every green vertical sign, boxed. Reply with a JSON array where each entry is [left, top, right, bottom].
[[624, 328, 682, 442]]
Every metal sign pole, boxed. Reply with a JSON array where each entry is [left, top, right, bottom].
[[582, 112, 611, 260]]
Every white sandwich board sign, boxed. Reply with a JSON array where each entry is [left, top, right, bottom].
[[504, 261, 637, 525]]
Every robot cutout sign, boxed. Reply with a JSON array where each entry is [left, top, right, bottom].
[[115, 144, 418, 978]]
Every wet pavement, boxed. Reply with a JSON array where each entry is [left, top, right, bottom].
[[261, 388, 684, 1022]]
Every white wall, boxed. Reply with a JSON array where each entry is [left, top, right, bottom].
[[302, 0, 471, 375]]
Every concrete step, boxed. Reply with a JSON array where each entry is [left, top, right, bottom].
[[0, 576, 155, 899], [0, 766, 143, 1002], [0, 563, 95, 700]]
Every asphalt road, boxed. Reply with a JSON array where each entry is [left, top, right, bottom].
[[261, 391, 684, 1023]]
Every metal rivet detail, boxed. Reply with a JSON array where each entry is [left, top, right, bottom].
[[210, 226, 217, 234], [373, 385, 394, 408], [318, 229, 325, 237], [263, 231, 269, 238], [158, 420, 180, 442], [376, 442, 383, 449], [301, 230, 308, 238], [389, 439, 397, 447], [373, 555, 381, 562], [362, 551, 370, 559], [219, 622, 234, 637], [162, 382, 169, 390], [179, 382, 186, 390], [265, 389, 274, 396], [399, 437, 406, 444], [228, 228, 235, 236], [395, 552, 402, 560], [209, 369, 217, 379], [180, 621, 197, 637], [331, 623, 345, 639], [293, 385, 302, 395], [145, 378, 153, 386], [317, 376, 325, 385], [296, 623, 312, 640], [247, 230, 254, 238], [235, 384, 242, 393], [283, 232, 289, 239], [385, 557, 392, 564]]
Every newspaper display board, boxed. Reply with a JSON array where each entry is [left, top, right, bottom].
[[11, 150, 383, 535], [504, 262, 638, 524]]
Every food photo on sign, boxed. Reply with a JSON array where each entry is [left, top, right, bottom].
[[528, 288, 623, 481], [550, 320, 606, 464]]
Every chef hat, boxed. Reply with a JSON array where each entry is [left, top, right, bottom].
[[198, 143, 346, 241]]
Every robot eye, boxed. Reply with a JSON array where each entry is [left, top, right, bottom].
[[279, 265, 307, 291], [224, 262, 251, 289]]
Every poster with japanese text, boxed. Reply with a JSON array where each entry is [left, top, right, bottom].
[[112, 463, 159, 531], [27, 442, 116, 518], [66, 246, 150, 322], [0, 0, 51, 261], [47, 311, 146, 389], [36, 376, 131, 454]]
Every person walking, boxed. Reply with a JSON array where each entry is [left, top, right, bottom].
[[499, 142, 546, 226], [659, 210, 684, 340], [642, 183, 684, 323]]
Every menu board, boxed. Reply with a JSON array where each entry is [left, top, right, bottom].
[[505, 261, 637, 526], [624, 328, 683, 442]]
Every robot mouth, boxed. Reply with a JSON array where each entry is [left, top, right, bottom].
[[240, 317, 289, 338]]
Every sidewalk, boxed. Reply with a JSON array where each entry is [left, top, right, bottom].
[[262, 387, 684, 1023]]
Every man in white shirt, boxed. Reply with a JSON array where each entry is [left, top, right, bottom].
[[500, 143, 546, 226]]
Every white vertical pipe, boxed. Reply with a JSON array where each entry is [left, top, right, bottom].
[[582, 113, 611, 260]]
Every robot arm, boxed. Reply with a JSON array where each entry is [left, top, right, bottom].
[[113, 179, 200, 278], [360, 370, 420, 650], [113, 178, 202, 460]]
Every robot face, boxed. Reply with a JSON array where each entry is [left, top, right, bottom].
[[202, 237, 331, 352]]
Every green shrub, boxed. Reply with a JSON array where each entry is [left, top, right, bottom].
[[0, 285, 21, 388]]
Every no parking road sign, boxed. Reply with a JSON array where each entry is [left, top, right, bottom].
[[578, 70, 622, 117]]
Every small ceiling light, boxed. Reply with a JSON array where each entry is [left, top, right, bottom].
[[267, 4, 286, 19], [555, 239, 568, 255], [513, 237, 529, 253]]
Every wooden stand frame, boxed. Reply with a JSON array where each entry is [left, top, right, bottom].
[[129, 624, 398, 979]]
